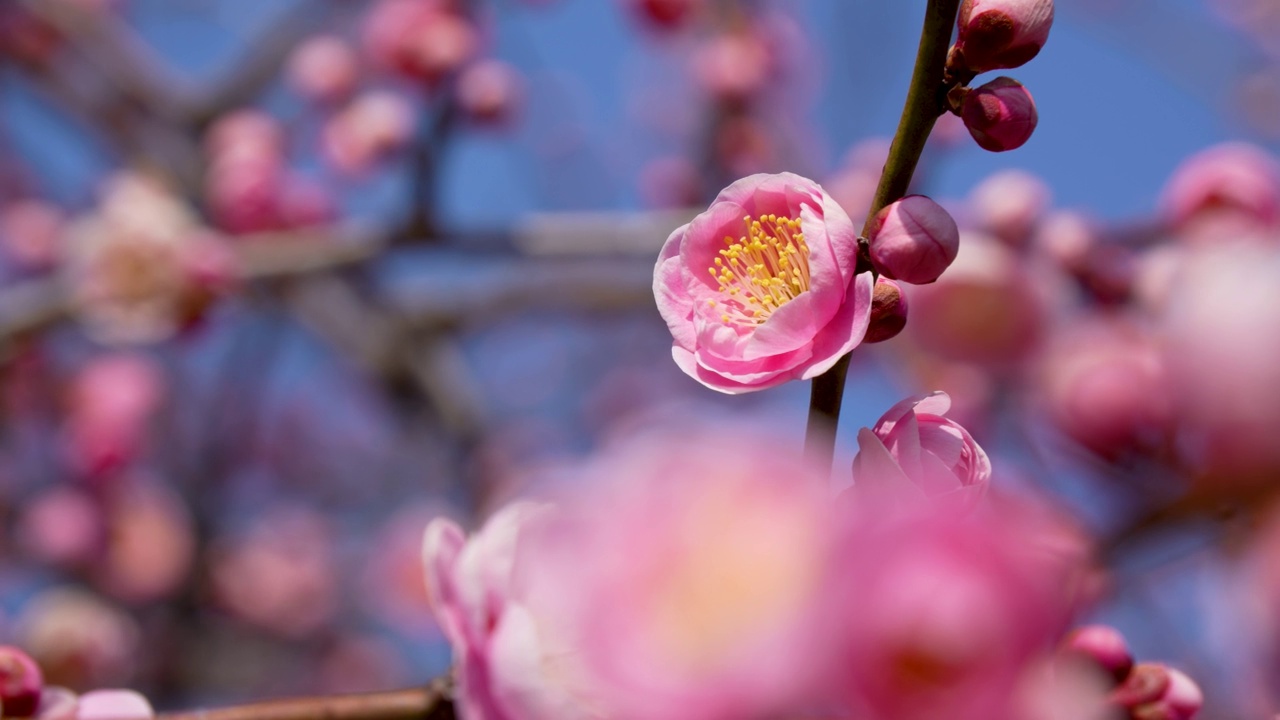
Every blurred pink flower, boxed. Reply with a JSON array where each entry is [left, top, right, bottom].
[[17, 588, 140, 690], [850, 391, 990, 513], [457, 60, 523, 126], [0, 200, 65, 271], [654, 172, 874, 393], [510, 426, 840, 720], [1037, 318, 1171, 458], [323, 91, 416, 176], [364, 1, 476, 85], [693, 32, 771, 102], [1109, 664, 1203, 720], [969, 169, 1052, 247], [63, 353, 165, 481], [204, 110, 284, 165], [210, 508, 338, 638], [830, 499, 1087, 720], [1161, 142, 1280, 232], [18, 487, 104, 569], [205, 154, 287, 234], [94, 480, 195, 605], [65, 173, 234, 343], [35, 687, 154, 720], [867, 195, 960, 285], [424, 502, 596, 720], [287, 35, 360, 104], [953, 0, 1054, 74], [625, 0, 703, 31]]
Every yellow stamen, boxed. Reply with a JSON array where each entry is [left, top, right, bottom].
[[706, 213, 812, 327]]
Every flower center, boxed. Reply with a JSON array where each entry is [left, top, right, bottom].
[[706, 213, 811, 326]]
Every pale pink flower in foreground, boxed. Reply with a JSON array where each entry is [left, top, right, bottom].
[[654, 172, 874, 393], [1160, 142, 1280, 235], [36, 688, 154, 720], [830, 499, 1086, 720], [512, 426, 839, 720], [953, 0, 1054, 74], [424, 502, 597, 720], [849, 391, 990, 513]]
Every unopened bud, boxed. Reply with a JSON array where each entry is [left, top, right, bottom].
[[1110, 663, 1202, 720], [954, 0, 1054, 74], [1063, 625, 1134, 685], [864, 277, 909, 343], [0, 646, 44, 717], [867, 195, 960, 285], [962, 77, 1038, 153]]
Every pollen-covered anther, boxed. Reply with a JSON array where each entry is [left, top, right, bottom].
[[707, 214, 812, 326]]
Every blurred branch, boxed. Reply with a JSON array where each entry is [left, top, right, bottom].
[[157, 680, 455, 720], [1100, 482, 1280, 564]]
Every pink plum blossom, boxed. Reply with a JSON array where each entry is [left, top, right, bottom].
[[323, 91, 416, 176], [287, 35, 360, 104], [867, 195, 960, 284], [1159, 142, 1280, 234], [961, 77, 1039, 153], [363, 1, 476, 85], [423, 502, 597, 720], [509, 425, 841, 720], [829, 499, 1087, 720], [849, 391, 991, 513], [693, 31, 771, 103], [654, 172, 874, 393], [204, 110, 284, 165], [953, 0, 1055, 74]]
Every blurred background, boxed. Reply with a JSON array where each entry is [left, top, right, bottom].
[[1, 0, 1280, 716]]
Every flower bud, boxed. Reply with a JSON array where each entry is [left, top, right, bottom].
[[0, 645, 44, 717], [954, 0, 1054, 74], [1110, 664, 1202, 720], [867, 195, 960, 284], [863, 277, 909, 343], [962, 77, 1038, 152], [1062, 625, 1134, 686]]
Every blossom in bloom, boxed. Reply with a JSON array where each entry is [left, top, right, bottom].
[[654, 172, 874, 393], [961, 77, 1039, 152], [970, 169, 1052, 247], [867, 195, 960, 284], [510, 425, 841, 720], [849, 392, 990, 513], [423, 502, 597, 720], [0, 645, 45, 716], [953, 0, 1054, 74], [830, 499, 1087, 720]]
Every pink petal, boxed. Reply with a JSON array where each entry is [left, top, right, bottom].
[[851, 428, 925, 509], [801, 269, 875, 378], [75, 691, 152, 720]]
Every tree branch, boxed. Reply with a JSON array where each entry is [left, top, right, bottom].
[[803, 0, 960, 466], [157, 680, 455, 720]]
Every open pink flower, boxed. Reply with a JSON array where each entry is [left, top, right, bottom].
[[850, 391, 991, 513], [654, 172, 874, 393]]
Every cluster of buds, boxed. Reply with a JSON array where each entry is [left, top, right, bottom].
[[944, 0, 1053, 152], [1063, 625, 1204, 719]]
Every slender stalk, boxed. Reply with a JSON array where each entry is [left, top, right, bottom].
[[156, 681, 455, 720], [804, 0, 961, 465]]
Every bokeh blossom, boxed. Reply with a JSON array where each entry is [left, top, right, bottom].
[[654, 172, 874, 393]]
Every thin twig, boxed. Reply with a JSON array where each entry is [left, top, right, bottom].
[[157, 680, 456, 720], [803, 0, 960, 466]]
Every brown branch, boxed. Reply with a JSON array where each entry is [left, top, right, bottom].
[[803, 0, 960, 466], [157, 680, 456, 720]]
